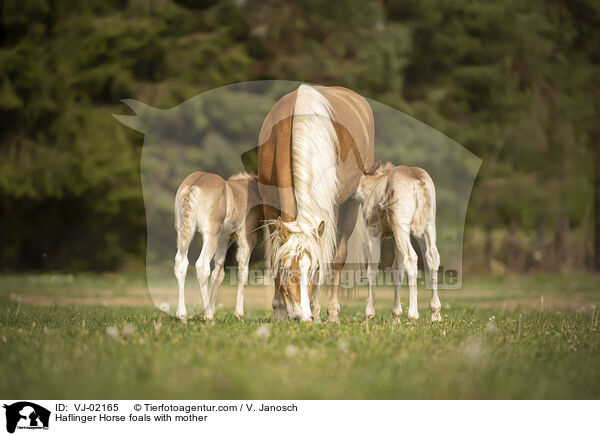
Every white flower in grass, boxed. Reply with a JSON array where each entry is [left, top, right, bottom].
[[159, 302, 170, 312], [460, 336, 487, 362], [486, 316, 497, 334], [337, 339, 349, 352], [285, 345, 299, 357], [256, 325, 271, 339], [122, 324, 135, 337], [105, 326, 120, 342]]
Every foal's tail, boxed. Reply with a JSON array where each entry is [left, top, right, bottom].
[[411, 173, 436, 238], [175, 187, 197, 249]]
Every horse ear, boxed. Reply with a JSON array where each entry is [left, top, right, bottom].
[[278, 216, 290, 240], [317, 221, 325, 238]]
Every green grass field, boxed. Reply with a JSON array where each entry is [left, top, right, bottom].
[[1, 273, 599, 399]]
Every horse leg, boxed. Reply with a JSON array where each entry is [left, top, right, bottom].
[[365, 227, 381, 320], [272, 273, 287, 320], [310, 281, 321, 323], [196, 227, 220, 322], [205, 233, 229, 322], [392, 254, 404, 323], [328, 269, 342, 322], [263, 204, 286, 319], [234, 237, 253, 321], [328, 199, 360, 323], [425, 222, 441, 322], [263, 225, 272, 283], [174, 233, 192, 323]]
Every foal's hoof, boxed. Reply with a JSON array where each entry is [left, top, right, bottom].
[[176, 312, 187, 323], [327, 306, 340, 323], [406, 318, 418, 325], [431, 312, 442, 322], [234, 312, 244, 322], [365, 307, 376, 321], [392, 316, 402, 325], [204, 316, 215, 326]]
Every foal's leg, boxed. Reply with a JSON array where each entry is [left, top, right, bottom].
[[234, 237, 253, 321], [392, 254, 404, 323], [196, 227, 220, 320], [425, 222, 441, 322], [394, 231, 419, 323], [365, 228, 381, 320], [174, 233, 192, 322], [205, 233, 229, 322]]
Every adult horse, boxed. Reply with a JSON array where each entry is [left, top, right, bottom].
[[257, 84, 375, 322]]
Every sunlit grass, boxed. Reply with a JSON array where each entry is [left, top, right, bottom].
[[0, 277, 599, 398]]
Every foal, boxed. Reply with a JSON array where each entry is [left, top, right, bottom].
[[357, 162, 441, 323], [174, 172, 263, 323]]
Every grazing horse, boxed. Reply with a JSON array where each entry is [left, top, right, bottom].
[[357, 162, 441, 323], [174, 172, 263, 323], [258, 84, 375, 322]]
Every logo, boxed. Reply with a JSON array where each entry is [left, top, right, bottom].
[[3, 402, 50, 434]]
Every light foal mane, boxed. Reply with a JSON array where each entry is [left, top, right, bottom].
[[270, 84, 339, 281]]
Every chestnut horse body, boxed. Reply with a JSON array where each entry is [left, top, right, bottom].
[[258, 84, 375, 321]]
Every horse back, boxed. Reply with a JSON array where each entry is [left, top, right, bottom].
[[316, 86, 375, 203]]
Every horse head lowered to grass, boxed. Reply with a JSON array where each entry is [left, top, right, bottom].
[[257, 84, 375, 322]]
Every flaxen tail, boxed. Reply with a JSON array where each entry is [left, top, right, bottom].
[[175, 187, 198, 249], [411, 174, 435, 237]]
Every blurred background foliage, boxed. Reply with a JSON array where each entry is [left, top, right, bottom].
[[0, 0, 598, 273]]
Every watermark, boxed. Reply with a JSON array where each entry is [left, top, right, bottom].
[[113, 80, 481, 317], [224, 266, 459, 289]]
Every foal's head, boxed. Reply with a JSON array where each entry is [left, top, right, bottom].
[[274, 218, 325, 322]]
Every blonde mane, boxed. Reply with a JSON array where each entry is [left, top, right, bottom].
[[271, 84, 339, 280]]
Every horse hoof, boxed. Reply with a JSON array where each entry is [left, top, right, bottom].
[[406, 318, 418, 325], [176, 312, 187, 323], [431, 312, 442, 322], [234, 312, 244, 322], [272, 310, 286, 321], [392, 316, 402, 325]]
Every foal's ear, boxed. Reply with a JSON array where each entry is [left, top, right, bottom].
[[364, 160, 381, 176], [278, 216, 290, 240], [317, 221, 325, 238]]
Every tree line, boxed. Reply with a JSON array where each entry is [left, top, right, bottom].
[[0, 0, 598, 272]]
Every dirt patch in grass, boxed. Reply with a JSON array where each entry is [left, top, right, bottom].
[[7, 283, 600, 312], [8, 285, 275, 309], [9, 289, 153, 307], [474, 297, 599, 311]]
